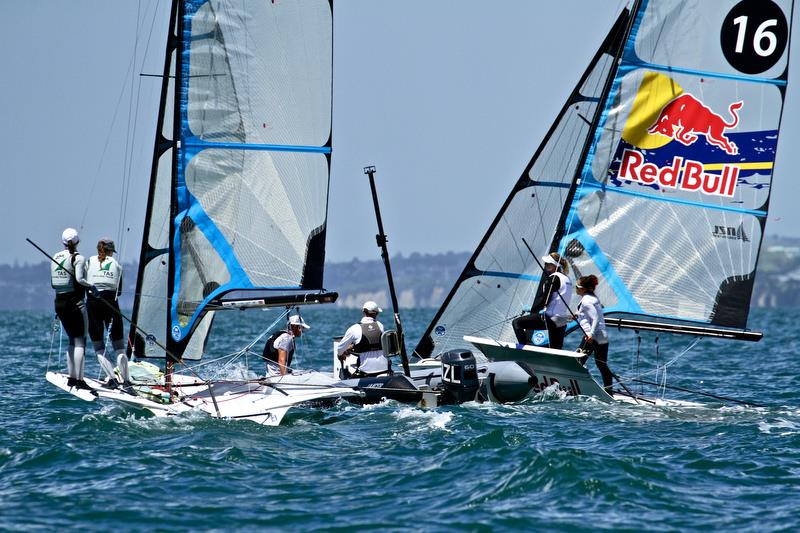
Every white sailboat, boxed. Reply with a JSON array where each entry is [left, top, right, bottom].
[[414, 0, 795, 405], [47, 0, 364, 425]]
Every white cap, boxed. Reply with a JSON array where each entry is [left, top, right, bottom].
[[362, 301, 382, 313], [541, 255, 558, 267], [288, 315, 310, 330], [62, 228, 79, 246]]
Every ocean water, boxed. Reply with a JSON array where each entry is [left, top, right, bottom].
[[1, 307, 798, 531]]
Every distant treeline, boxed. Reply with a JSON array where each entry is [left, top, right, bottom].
[[4, 237, 800, 311]]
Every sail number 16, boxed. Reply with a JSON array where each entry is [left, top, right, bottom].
[[720, 0, 787, 74]]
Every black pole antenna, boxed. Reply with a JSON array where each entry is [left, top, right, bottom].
[[364, 166, 411, 377]]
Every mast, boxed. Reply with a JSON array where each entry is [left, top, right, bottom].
[[166, 0, 186, 391], [364, 166, 411, 377], [128, 0, 180, 359]]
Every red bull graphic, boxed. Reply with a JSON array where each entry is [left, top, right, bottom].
[[619, 149, 740, 198], [647, 93, 743, 156]]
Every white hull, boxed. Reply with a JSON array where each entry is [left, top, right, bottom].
[[46, 370, 362, 426], [464, 336, 700, 407]]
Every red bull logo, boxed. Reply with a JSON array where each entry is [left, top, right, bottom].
[[647, 93, 743, 155], [619, 149, 740, 198]]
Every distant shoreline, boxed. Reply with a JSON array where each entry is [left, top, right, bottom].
[[4, 236, 800, 310]]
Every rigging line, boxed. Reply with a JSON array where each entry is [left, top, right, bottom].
[[118, 0, 161, 254], [629, 377, 764, 408], [180, 309, 290, 377], [119, 0, 144, 242], [47, 317, 60, 375], [79, 54, 137, 231]]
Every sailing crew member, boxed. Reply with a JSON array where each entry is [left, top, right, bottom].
[[512, 252, 572, 349], [263, 315, 309, 376], [51, 228, 94, 390], [575, 275, 612, 395], [336, 301, 389, 376], [86, 238, 131, 386]]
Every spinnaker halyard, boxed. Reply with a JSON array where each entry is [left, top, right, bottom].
[[416, 0, 794, 405], [48, 0, 362, 425]]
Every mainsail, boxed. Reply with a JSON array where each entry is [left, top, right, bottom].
[[130, 0, 334, 360], [559, 0, 793, 330], [417, 0, 794, 358]]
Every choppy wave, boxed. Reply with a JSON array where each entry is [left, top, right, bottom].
[[1, 309, 799, 531]]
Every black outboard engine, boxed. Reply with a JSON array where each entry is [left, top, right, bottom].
[[440, 349, 480, 405]]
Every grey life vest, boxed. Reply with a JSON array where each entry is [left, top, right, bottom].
[[352, 323, 382, 354]]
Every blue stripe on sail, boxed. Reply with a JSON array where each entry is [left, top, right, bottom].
[[184, 135, 331, 154], [558, 214, 643, 316], [618, 61, 788, 87], [581, 181, 768, 217], [171, 191, 304, 338], [480, 271, 541, 282], [528, 180, 571, 189]]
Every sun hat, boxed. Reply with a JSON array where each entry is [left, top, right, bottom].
[[362, 301, 383, 313], [62, 228, 79, 246], [288, 315, 310, 330]]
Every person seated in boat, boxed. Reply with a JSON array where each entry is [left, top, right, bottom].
[[51, 227, 95, 391], [86, 238, 131, 387], [512, 252, 572, 349], [575, 275, 612, 395], [336, 301, 390, 377], [263, 315, 309, 377]]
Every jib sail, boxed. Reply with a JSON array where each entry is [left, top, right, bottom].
[[414, 11, 631, 358]]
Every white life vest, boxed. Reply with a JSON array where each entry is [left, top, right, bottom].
[[544, 271, 572, 325], [86, 255, 122, 291], [51, 250, 79, 292]]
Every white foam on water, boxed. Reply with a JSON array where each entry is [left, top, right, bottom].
[[758, 417, 800, 435], [392, 406, 453, 432]]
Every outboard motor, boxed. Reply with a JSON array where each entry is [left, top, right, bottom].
[[440, 349, 480, 404]]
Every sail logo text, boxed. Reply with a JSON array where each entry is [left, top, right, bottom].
[[618, 149, 739, 198], [712, 223, 750, 242]]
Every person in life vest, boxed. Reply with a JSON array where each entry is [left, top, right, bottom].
[[512, 252, 573, 349], [336, 301, 390, 377], [262, 315, 309, 377], [575, 275, 612, 395], [86, 238, 131, 387], [51, 228, 95, 390]]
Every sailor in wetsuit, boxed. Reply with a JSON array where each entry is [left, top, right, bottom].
[[336, 301, 390, 377], [263, 315, 309, 377], [51, 228, 95, 390], [86, 238, 131, 386]]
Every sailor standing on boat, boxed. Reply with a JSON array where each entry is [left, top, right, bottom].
[[86, 238, 131, 386], [512, 253, 572, 349], [51, 228, 94, 390], [336, 301, 389, 376], [263, 315, 309, 377], [575, 275, 612, 395]]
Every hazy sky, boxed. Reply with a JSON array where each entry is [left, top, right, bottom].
[[2, 0, 799, 267]]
